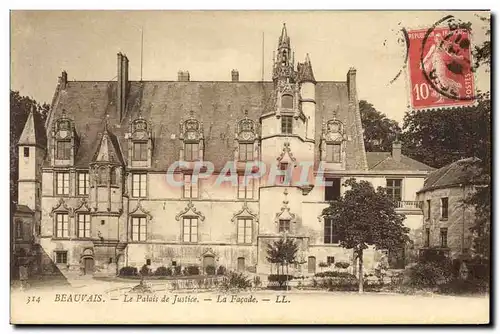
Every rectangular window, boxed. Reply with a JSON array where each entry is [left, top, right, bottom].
[[325, 178, 341, 201], [386, 179, 402, 202], [183, 174, 199, 199], [425, 228, 430, 247], [184, 143, 199, 161], [238, 176, 254, 199], [327, 256, 335, 265], [55, 251, 67, 264], [183, 217, 198, 243], [132, 173, 147, 198], [55, 213, 69, 238], [77, 214, 91, 238], [56, 172, 70, 195], [278, 162, 289, 185], [238, 143, 254, 161], [23, 147, 30, 158], [237, 218, 253, 244], [324, 218, 339, 244], [78, 172, 89, 195], [131, 216, 147, 241], [278, 219, 290, 233], [326, 143, 341, 163], [281, 116, 293, 134], [15, 222, 22, 239], [133, 142, 148, 161], [56, 140, 71, 160], [440, 228, 448, 248], [426, 199, 431, 219], [441, 197, 449, 219]]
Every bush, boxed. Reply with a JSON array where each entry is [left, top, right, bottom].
[[322, 276, 359, 292], [253, 275, 262, 288], [174, 265, 182, 276], [205, 265, 216, 276], [119, 266, 138, 277], [182, 265, 200, 276], [319, 262, 329, 268], [334, 261, 350, 269], [268, 274, 294, 286], [409, 260, 453, 287], [437, 279, 489, 295], [154, 266, 172, 277], [220, 271, 252, 291], [216, 265, 227, 276], [315, 271, 355, 279], [140, 264, 151, 277]]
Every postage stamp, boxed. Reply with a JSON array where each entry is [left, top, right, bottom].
[[407, 26, 476, 109]]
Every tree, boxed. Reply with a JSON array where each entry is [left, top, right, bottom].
[[359, 100, 401, 152], [321, 178, 409, 293], [266, 238, 299, 277]]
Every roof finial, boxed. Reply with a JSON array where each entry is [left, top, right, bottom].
[[244, 109, 248, 117], [189, 110, 195, 118], [104, 113, 110, 131]]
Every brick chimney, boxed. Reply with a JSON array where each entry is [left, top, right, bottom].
[[117, 52, 130, 121], [347, 67, 357, 101], [392, 140, 402, 162], [178, 71, 190, 82], [59, 70, 68, 90], [231, 69, 239, 82]]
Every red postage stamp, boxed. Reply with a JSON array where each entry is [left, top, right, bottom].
[[407, 27, 475, 109]]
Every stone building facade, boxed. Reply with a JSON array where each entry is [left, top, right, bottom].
[[416, 158, 482, 260], [14, 24, 434, 279]]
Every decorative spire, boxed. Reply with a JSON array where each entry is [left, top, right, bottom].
[[297, 53, 316, 84], [278, 23, 290, 50], [18, 103, 47, 148]]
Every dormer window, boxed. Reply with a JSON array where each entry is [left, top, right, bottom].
[[234, 110, 258, 164], [56, 140, 71, 160], [238, 143, 254, 161], [326, 143, 341, 163], [281, 94, 293, 109], [51, 110, 77, 166], [184, 142, 199, 161], [97, 166, 109, 186], [132, 142, 148, 161], [128, 113, 152, 168], [321, 119, 346, 166], [281, 116, 293, 134], [179, 111, 204, 163]]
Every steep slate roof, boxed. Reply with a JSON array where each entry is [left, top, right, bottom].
[[18, 107, 47, 148], [366, 152, 435, 172], [15, 204, 33, 214], [90, 126, 125, 165], [46, 80, 367, 171], [418, 157, 484, 193]]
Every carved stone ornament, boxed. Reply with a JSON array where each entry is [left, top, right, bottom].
[[179, 110, 204, 142], [129, 200, 153, 219], [236, 110, 258, 141], [274, 188, 296, 224], [231, 202, 259, 223], [175, 201, 205, 221], [276, 142, 297, 163], [50, 198, 73, 217], [322, 119, 346, 143], [74, 198, 91, 213]]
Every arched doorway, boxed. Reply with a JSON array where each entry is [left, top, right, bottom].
[[81, 248, 94, 275], [203, 255, 215, 273], [237, 257, 245, 272]]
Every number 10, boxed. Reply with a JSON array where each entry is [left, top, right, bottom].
[[413, 83, 430, 100]]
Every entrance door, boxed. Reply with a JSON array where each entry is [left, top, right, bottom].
[[308, 256, 316, 274], [203, 255, 215, 272], [83, 258, 94, 275], [237, 257, 245, 272]]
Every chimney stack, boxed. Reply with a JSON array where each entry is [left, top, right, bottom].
[[347, 67, 357, 101], [59, 70, 68, 90], [231, 69, 239, 82], [117, 52, 130, 121], [392, 140, 402, 162], [177, 71, 190, 82]]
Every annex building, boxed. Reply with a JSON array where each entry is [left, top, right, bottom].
[[14, 25, 434, 279]]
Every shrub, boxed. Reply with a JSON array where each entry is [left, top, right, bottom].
[[315, 271, 355, 279], [216, 265, 227, 276], [409, 260, 453, 287], [205, 265, 216, 276], [437, 279, 489, 295], [220, 271, 252, 291], [334, 261, 350, 269], [196, 278, 205, 289], [154, 266, 172, 277], [319, 262, 329, 268], [174, 265, 182, 276], [119, 266, 138, 277], [268, 274, 294, 287], [324, 277, 359, 291], [182, 265, 200, 276], [253, 275, 262, 288], [139, 264, 151, 277]]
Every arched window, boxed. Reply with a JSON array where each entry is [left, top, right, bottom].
[[281, 94, 293, 109], [97, 166, 108, 186], [110, 167, 118, 185]]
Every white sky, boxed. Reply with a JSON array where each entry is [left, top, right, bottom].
[[10, 10, 490, 124]]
